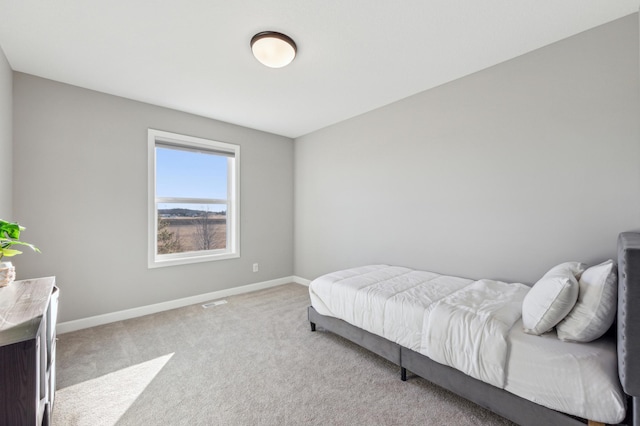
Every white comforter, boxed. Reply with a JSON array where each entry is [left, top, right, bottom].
[[422, 279, 528, 387], [309, 265, 528, 387], [309, 264, 626, 424]]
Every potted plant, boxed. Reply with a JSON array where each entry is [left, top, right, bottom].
[[0, 219, 40, 287]]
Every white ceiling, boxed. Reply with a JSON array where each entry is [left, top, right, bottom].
[[0, 1, 638, 138]]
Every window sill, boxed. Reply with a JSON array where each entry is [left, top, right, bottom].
[[148, 251, 240, 268]]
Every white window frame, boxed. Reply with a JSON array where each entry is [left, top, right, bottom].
[[148, 129, 240, 268]]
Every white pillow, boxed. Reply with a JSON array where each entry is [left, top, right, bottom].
[[522, 262, 585, 335], [556, 260, 617, 342]]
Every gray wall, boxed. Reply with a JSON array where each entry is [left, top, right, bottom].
[[0, 46, 11, 219], [13, 74, 294, 322], [294, 14, 640, 284]]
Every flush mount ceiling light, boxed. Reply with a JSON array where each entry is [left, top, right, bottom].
[[250, 31, 297, 68]]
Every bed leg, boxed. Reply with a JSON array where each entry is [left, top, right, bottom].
[[310, 322, 316, 332], [401, 367, 407, 381]]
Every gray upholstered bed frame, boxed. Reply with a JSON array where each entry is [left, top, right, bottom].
[[308, 232, 640, 426]]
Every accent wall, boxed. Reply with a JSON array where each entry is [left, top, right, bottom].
[[294, 14, 640, 284]]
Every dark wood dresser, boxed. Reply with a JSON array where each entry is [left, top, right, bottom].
[[0, 277, 58, 426]]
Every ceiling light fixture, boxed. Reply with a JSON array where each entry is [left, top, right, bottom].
[[250, 31, 297, 68]]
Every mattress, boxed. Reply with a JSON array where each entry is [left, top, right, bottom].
[[505, 320, 625, 423], [309, 264, 626, 424]]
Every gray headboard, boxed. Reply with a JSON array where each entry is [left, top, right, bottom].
[[618, 232, 640, 398]]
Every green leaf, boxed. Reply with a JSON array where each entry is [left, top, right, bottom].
[[0, 220, 22, 239], [10, 241, 39, 252], [0, 248, 22, 257], [0, 238, 40, 253], [0, 220, 39, 260]]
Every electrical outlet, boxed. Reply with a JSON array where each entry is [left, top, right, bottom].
[[253, 263, 259, 272]]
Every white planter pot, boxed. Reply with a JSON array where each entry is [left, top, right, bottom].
[[0, 261, 16, 287]]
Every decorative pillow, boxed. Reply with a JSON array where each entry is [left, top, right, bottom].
[[556, 260, 617, 343], [522, 262, 585, 335]]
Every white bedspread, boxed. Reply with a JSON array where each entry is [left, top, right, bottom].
[[309, 265, 472, 350], [309, 264, 626, 424], [310, 265, 527, 387], [422, 279, 529, 388]]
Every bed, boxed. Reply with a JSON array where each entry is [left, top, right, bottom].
[[307, 232, 640, 426]]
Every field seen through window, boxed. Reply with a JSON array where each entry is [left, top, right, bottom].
[[157, 212, 226, 254]]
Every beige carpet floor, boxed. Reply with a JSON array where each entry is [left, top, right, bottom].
[[53, 283, 515, 425]]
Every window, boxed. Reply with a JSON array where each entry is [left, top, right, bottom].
[[148, 129, 240, 268]]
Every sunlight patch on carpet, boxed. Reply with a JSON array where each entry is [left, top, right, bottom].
[[52, 353, 174, 426]]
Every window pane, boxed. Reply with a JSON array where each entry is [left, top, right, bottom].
[[149, 129, 239, 268], [156, 147, 228, 199], [157, 204, 227, 254]]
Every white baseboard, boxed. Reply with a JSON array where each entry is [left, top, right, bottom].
[[292, 276, 311, 286], [58, 276, 303, 334]]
